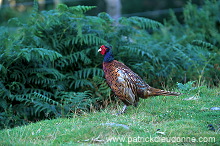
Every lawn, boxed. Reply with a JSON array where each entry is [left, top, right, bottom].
[[0, 86, 219, 145]]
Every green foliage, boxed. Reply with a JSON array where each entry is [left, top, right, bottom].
[[177, 81, 197, 92], [119, 16, 163, 30], [161, 0, 220, 98], [0, 0, 220, 129], [0, 4, 107, 129]]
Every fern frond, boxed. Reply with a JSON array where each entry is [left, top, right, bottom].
[[74, 68, 104, 79], [9, 66, 26, 82], [98, 12, 113, 22], [33, 0, 39, 14], [18, 48, 62, 62], [70, 34, 107, 45], [26, 88, 53, 98], [0, 82, 10, 99], [9, 93, 32, 102], [26, 68, 65, 80], [14, 105, 36, 117], [70, 79, 93, 89], [10, 92, 60, 115], [56, 50, 92, 67], [33, 101, 57, 115], [32, 92, 60, 106], [57, 91, 91, 100], [119, 16, 163, 30], [0, 64, 7, 75], [119, 44, 152, 58], [172, 46, 194, 63], [67, 68, 103, 89], [7, 82, 25, 94], [57, 91, 93, 108], [0, 98, 7, 110], [57, 4, 68, 12], [92, 76, 111, 97], [80, 34, 107, 45], [27, 75, 56, 85], [69, 5, 96, 14], [192, 40, 215, 49]]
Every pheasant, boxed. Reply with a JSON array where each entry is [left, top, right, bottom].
[[98, 45, 181, 114]]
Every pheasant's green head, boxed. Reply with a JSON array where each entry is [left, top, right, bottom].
[[98, 45, 114, 62]]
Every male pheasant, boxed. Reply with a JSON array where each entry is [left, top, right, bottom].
[[98, 45, 181, 114]]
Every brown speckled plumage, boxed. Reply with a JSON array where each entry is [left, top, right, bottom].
[[98, 45, 181, 114]]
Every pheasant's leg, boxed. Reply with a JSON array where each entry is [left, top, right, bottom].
[[116, 105, 127, 115], [121, 105, 127, 113]]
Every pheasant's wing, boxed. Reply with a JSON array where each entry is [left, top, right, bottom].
[[103, 60, 149, 106], [116, 68, 138, 105], [114, 63, 149, 106]]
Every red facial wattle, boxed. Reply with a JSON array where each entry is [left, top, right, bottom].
[[100, 49, 106, 55], [98, 45, 107, 55]]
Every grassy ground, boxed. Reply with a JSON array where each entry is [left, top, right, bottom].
[[0, 86, 219, 145]]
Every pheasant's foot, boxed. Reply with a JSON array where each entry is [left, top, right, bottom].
[[115, 105, 127, 115]]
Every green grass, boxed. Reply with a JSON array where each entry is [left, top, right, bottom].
[[0, 87, 219, 145]]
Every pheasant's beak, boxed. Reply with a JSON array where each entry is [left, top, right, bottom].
[[98, 48, 102, 52]]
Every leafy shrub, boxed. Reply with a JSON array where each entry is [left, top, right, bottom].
[[0, 4, 108, 129], [0, 0, 219, 129], [161, 0, 220, 86], [177, 81, 196, 90]]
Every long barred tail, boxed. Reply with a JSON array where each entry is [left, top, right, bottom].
[[146, 87, 182, 97]]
